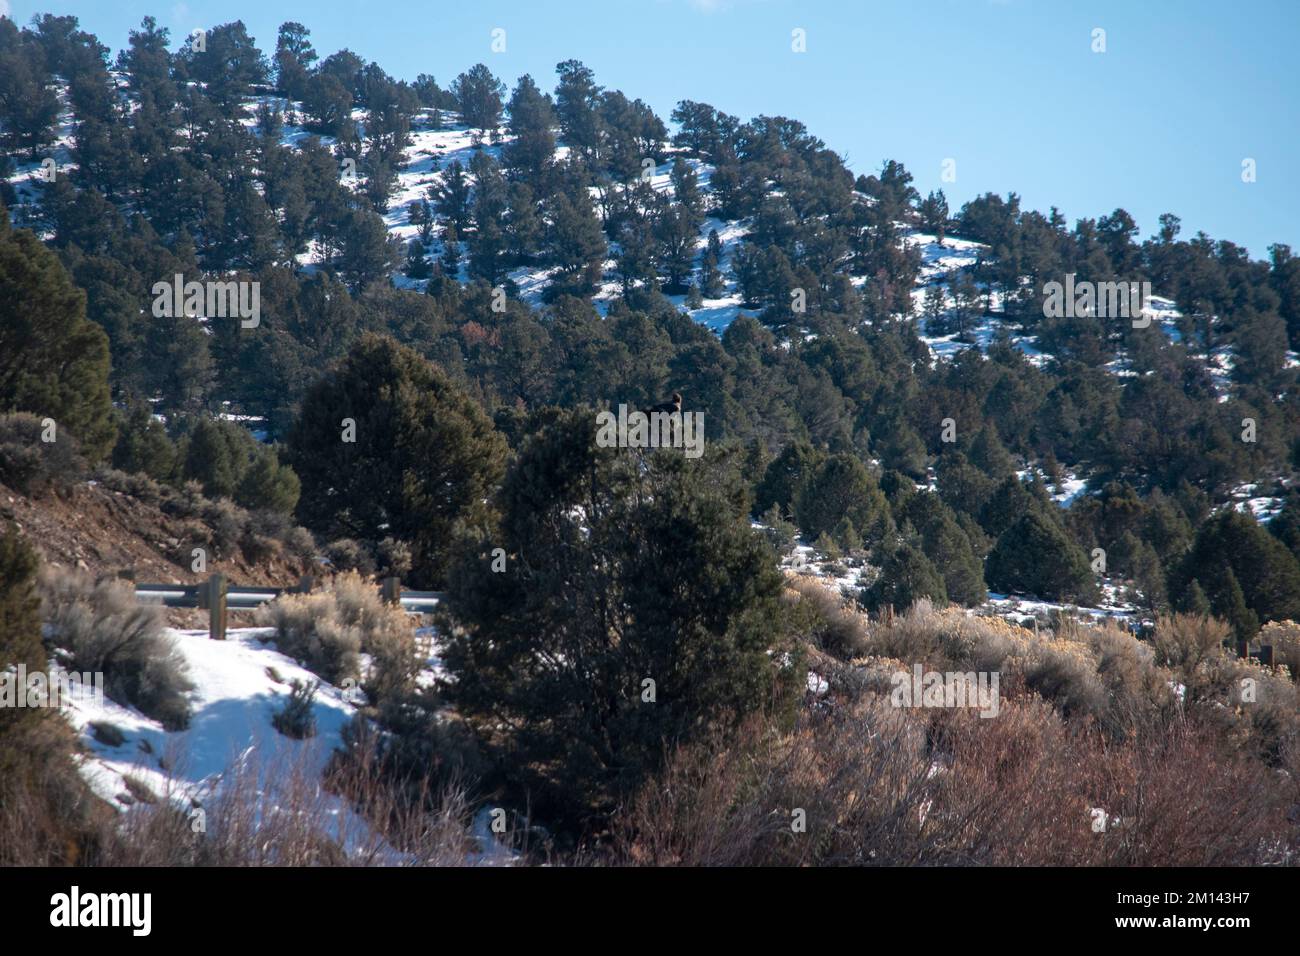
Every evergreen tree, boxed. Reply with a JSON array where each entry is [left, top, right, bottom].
[[985, 510, 1098, 602], [544, 191, 606, 299], [919, 189, 949, 244], [452, 63, 505, 132], [236, 446, 301, 515], [0, 213, 115, 461], [0, 20, 60, 157], [968, 422, 1016, 480], [1180, 578, 1212, 617], [794, 453, 891, 545], [440, 408, 793, 828], [273, 21, 317, 100], [1174, 509, 1300, 626], [110, 401, 176, 480], [863, 541, 948, 611], [440, 223, 461, 278], [905, 491, 987, 606], [181, 417, 244, 499], [287, 334, 507, 585], [701, 229, 725, 297], [1219, 568, 1260, 642], [431, 160, 472, 232], [503, 74, 557, 181], [404, 237, 431, 279], [753, 440, 824, 517]]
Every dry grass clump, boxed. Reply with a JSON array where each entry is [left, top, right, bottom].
[[854, 602, 1179, 737]]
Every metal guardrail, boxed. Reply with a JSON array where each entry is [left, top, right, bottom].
[[133, 575, 443, 639]]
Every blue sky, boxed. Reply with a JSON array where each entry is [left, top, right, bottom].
[[6, 0, 1297, 258]]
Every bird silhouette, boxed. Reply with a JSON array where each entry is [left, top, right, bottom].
[[641, 391, 682, 416]]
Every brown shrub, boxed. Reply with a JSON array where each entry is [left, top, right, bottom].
[[1153, 613, 1231, 671], [255, 572, 418, 699]]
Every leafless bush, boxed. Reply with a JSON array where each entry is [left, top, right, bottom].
[[610, 689, 1298, 866], [201, 497, 247, 558], [91, 466, 164, 505]]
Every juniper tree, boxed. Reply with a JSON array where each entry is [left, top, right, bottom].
[[985, 510, 1098, 603], [440, 409, 795, 830], [863, 541, 948, 612], [794, 453, 892, 546], [0, 210, 115, 461], [287, 334, 506, 586]]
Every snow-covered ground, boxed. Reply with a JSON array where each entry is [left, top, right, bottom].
[[55, 622, 510, 864]]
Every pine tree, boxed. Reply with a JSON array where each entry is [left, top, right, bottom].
[[405, 237, 431, 279], [905, 491, 987, 606], [685, 282, 704, 310], [235, 446, 301, 515], [968, 423, 1016, 480], [452, 63, 505, 132], [440, 222, 461, 278], [503, 74, 557, 180], [833, 515, 862, 554], [919, 189, 949, 245], [544, 191, 606, 298], [273, 21, 317, 101], [111, 401, 176, 480], [1175, 510, 1300, 626], [1180, 578, 1212, 617], [182, 417, 243, 499], [1220, 568, 1260, 642], [701, 229, 725, 297], [0, 22, 60, 157], [431, 160, 472, 232]]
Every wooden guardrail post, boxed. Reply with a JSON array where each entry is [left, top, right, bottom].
[[381, 576, 401, 606], [208, 573, 227, 640]]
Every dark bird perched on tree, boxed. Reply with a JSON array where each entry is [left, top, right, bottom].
[[642, 391, 682, 416]]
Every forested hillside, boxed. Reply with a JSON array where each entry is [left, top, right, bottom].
[[2, 13, 1299, 865]]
